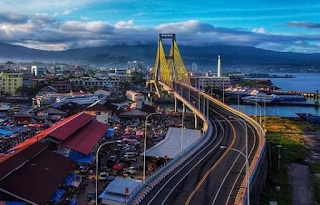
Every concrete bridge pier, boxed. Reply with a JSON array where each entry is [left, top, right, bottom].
[[182, 103, 186, 114], [202, 96, 206, 117], [194, 114, 198, 129], [174, 97, 178, 112]]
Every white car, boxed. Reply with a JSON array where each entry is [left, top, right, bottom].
[[99, 172, 108, 180], [126, 167, 137, 175]]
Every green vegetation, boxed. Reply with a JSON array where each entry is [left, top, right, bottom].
[[16, 85, 43, 97], [311, 163, 320, 173], [131, 71, 146, 87], [311, 163, 320, 203], [262, 166, 292, 205], [204, 86, 222, 98], [239, 79, 272, 88], [261, 116, 312, 205]]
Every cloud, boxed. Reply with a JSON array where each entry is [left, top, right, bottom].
[[135, 13, 145, 17], [252, 27, 266, 34], [0, 11, 319, 53], [0, 11, 28, 24], [287, 21, 320, 29], [0, 0, 99, 14], [62, 10, 72, 15]]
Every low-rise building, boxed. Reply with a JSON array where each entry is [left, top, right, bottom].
[[3, 61, 18, 71], [70, 76, 126, 89], [190, 76, 231, 90], [50, 80, 71, 93], [94, 89, 111, 98], [85, 102, 111, 124], [13, 111, 32, 125], [31, 65, 46, 76], [125, 90, 144, 102], [70, 65, 85, 77], [99, 177, 141, 205]]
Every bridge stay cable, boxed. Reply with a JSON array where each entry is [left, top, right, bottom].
[[150, 33, 190, 97]]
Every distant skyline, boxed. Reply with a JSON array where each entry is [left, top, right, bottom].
[[1, 0, 320, 53]]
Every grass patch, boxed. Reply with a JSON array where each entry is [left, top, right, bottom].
[[265, 116, 320, 132], [313, 175, 320, 203], [310, 163, 320, 204], [261, 116, 310, 205], [311, 163, 320, 173], [261, 166, 292, 205]]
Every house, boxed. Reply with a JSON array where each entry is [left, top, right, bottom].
[[13, 111, 32, 125], [99, 177, 141, 205], [50, 81, 71, 93], [70, 65, 85, 77], [35, 101, 84, 121], [40, 86, 58, 94], [85, 102, 111, 124], [35, 107, 67, 121]]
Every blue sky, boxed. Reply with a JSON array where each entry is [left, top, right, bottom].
[[1, 0, 320, 53]]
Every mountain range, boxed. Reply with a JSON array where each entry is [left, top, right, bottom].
[[1, 42, 320, 71]]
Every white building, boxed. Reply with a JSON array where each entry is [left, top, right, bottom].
[[125, 90, 144, 102], [127, 61, 146, 71], [85, 102, 110, 124], [31, 66, 46, 76], [190, 76, 231, 90], [70, 76, 127, 89], [94, 89, 111, 98]]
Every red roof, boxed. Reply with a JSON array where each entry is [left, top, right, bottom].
[[85, 104, 109, 112], [0, 142, 76, 205], [61, 120, 109, 155], [10, 112, 108, 155], [9, 112, 87, 151], [0, 142, 47, 179], [49, 113, 93, 140]]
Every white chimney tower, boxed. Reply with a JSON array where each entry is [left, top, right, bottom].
[[217, 55, 221, 77]]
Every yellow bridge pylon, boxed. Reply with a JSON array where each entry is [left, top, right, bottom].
[[150, 33, 191, 98]]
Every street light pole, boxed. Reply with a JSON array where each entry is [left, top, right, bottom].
[[96, 141, 117, 205], [255, 102, 262, 126], [228, 116, 249, 205], [181, 103, 185, 154], [221, 146, 250, 205], [143, 112, 161, 184]]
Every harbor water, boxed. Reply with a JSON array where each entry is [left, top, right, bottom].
[[230, 72, 320, 117], [153, 73, 320, 117]]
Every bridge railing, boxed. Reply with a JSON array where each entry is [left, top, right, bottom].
[[201, 92, 267, 205], [126, 89, 213, 205], [175, 81, 267, 205]]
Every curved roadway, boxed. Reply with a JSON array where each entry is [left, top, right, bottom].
[[137, 83, 261, 205]]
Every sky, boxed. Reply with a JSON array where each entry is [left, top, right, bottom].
[[1, 0, 320, 53]]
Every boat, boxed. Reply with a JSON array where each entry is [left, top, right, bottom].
[[276, 95, 306, 102], [242, 93, 306, 104], [297, 113, 320, 125], [242, 94, 279, 103]]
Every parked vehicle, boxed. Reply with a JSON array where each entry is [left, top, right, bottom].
[[124, 152, 136, 158], [116, 140, 123, 147], [99, 172, 108, 181], [121, 153, 137, 162], [126, 166, 137, 174], [109, 155, 117, 163], [87, 191, 96, 201]]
